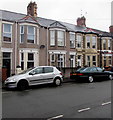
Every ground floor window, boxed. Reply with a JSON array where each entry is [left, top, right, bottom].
[[103, 56, 106, 67], [92, 56, 96, 66], [77, 55, 82, 67], [50, 54, 65, 67], [108, 56, 112, 65]]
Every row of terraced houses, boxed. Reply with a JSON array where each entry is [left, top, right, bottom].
[[0, 2, 113, 80]]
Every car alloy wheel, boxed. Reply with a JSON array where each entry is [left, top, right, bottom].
[[54, 78, 61, 86], [109, 75, 113, 80], [88, 76, 93, 83]]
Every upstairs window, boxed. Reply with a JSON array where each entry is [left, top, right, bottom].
[[86, 36, 90, 48], [50, 30, 55, 46], [108, 39, 111, 50], [27, 26, 35, 43], [20, 25, 24, 43], [70, 33, 75, 48], [57, 31, 65, 46], [103, 39, 106, 50], [3, 24, 12, 42], [76, 35, 82, 48], [92, 36, 97, 48]]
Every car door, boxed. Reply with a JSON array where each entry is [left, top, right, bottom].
[[42, 67, 55, 83], [28, 67, 44, 85], [96, 67, 108, 79]]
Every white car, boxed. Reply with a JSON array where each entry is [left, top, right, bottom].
[[5, 66, 63, 90]]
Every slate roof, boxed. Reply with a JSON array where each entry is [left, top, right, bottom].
[[0, 9, 112, 37]]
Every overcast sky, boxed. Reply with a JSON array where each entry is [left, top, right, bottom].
[[0, 0, 112, 32]]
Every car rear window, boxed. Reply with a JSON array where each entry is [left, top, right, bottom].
[[44, 67, 53, 73]]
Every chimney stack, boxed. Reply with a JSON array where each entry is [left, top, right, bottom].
[[109, 25, 113, 33], [27, 2, 37, 17], [77, 16, 86, 27]]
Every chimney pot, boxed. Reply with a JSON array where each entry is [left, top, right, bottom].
[[27, 2, 37, 17]]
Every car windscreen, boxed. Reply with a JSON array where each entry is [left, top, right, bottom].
[[77, 67, 86, 72], [19, 67, 34, 74]]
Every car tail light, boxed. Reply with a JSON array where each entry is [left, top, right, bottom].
[[70, 73, 84, 76], [60, 72, 62, 75], [77, 73, 83, 76]]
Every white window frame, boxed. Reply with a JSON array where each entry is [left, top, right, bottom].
[[108, 39, 111, 50], [76, 34, 82, 48], [20, 25, 24, 43], [70, 32, 75, 48], [3, 23, 12, 43], [50, 54, 55, 62], [50, 30, 55, 46], [92, 56, 97, 66], [92, 36, 97, 49], [86, 35, 90, 48], [70, 55, 75, 67], [57, 31, 65, 46], [77, 55, 82, 66], [57, 54, 64, 67], [27, 26, 35, 44], [103, 39, 106, 50], [87, 55, 90, 67]]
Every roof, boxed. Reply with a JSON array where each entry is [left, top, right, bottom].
[[0, 9, 112, 37]]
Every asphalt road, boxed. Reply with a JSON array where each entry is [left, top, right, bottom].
[[2, 80, 111, 119]]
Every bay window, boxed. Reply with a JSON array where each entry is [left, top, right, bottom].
[[50, 30, 55, 46], [86, 36, 90, 48], [57, 31, 65, 46], [27, 26, 35, 43], [76, 35, 82, 48], [20, 25, 24, 43], [70, 33, 75, 48], [92, 36, 97, 48], [92, 56, 96, 66]]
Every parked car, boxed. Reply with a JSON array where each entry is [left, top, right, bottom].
[[70, 67, 113, 83], [5, 66, 63, 90], [104, 66, 113, 72]]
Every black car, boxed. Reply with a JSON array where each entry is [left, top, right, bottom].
[[70, 67, 113, 82]]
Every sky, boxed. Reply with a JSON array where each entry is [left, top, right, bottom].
[[0, 0, 112, 32]]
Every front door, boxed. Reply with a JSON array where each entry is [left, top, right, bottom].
[[2, 52, 11, 77]]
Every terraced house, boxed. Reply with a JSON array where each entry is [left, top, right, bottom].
[[0, 2, 113, 80]]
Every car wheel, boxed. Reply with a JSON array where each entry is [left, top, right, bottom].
[[54, 78, 61, 86], [109, 75, 113, 80], [17, 80, 28, 90], [88, 76, 94, 83]]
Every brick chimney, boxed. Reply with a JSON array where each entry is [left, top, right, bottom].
[[27, 2, 37, 17], [77, 16, 86, 27], [109, 25, 113, 33]]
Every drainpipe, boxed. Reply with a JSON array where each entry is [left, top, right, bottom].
[[99, 35, 102, 68], [15, 21, 17, 74], [47, 26, 49, 66], [0, 11, 2, 82]]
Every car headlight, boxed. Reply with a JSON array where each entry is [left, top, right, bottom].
[[5, 78, 16, 82]]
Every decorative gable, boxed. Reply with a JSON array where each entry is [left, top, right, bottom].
[[49, 21, 66, 29]]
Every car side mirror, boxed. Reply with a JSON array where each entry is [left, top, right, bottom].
[[29, 72, 35, 75]]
